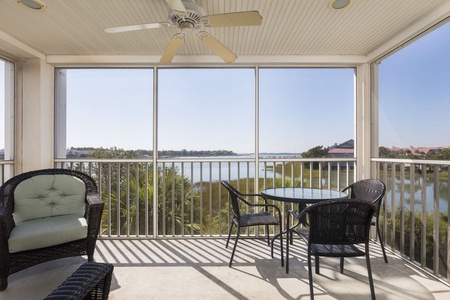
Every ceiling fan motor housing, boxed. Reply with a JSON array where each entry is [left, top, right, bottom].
[[168, 0, 205, 30]]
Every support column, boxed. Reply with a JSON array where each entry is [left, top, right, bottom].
[[16, 58, 54, 173], [355, 63, 372, 180]]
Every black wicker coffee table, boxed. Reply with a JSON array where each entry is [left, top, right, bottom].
[[45, 262, 114, 300]]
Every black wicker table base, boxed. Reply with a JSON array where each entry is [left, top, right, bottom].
[[44, 262, 114, 300]]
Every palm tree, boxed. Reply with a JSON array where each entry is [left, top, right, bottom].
[[83, 147, 201, 236]]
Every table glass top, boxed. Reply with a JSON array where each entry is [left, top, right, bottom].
[[261, 187, 348, 201]]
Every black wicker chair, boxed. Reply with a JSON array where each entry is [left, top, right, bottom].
[[221, 181, 283, 267], [286, 199, 377, 300], [0, 168, 104, 291], [342, 178, 387, 263]]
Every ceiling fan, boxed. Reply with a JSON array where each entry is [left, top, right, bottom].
[[104, 0, 262, 64]]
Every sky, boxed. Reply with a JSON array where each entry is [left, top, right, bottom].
[[2, 21, 450, 153], [379, 21, 450, 148], [65, 67, 353, 154], [0, 60, 4, 149]]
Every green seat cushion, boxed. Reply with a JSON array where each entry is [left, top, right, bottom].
[[8, 215, 88, 253], [13, 174, 86, 224]]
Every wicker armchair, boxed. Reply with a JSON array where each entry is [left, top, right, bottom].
[[0, 168, 104, 291], [342, 179, 387, 262], [286, 199, 377, 300], [221, 181, 283, 267]]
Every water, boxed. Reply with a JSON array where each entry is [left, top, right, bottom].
[[386, 176, 449, 215], [162, 157, 449, 215]]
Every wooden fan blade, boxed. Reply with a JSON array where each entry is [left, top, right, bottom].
[[160, 33, 185, 64], [165, 0, 187, 14], [206, 11, 262, 27], [105, 23, 171, 33], [197, 31, 237, 63]]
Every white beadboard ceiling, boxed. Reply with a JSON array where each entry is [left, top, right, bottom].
[[1, 0, 450, 64]]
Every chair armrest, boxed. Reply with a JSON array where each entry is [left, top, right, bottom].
[[0, 196, 15, 260], [287, 209, 307, 229], [85, 193, 104, 235], [0, 196, 15, 237], [247, 201, 282, 221], [86, 192, 103, 207], [236, 193, 281, 219], [238, 192, 269, 204]]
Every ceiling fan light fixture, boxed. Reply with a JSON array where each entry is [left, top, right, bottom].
[[17, 0, 46, 10], [328, 0, 354, 10]]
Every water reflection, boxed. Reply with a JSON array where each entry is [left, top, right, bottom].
[[385, 175, 448, 214]]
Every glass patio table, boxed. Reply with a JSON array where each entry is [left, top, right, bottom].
[[261, 187, 348, 206], [261, 187, 348, 265], [261, 187, 348, 224]]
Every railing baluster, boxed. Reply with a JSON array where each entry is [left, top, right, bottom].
[[421, 164, 427, 268], [400, 163, 405, 256], [433, 165, 439, 276], [410, 163, 416, 262], [145, 163, 149, 237], [181, 162, 185, 237], [190, 162, 194, 236], [171, 162, 175, 237], [116, 163, 121, 237], [126, 163, 130, 237], [209, 162, 213, 236], [162, 162, 166, 236], [390, 162, 396, 255]]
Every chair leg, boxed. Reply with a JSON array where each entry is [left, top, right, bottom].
[[286, 230, 291, 273], [365, 245, 376, 300], [270, 226, 284, 267], [376, 221, 388, 263], [226, 222, 234, 248], [270, 236, 275, 258], [0, 277, 7, 291], [279, 224, 284, 267], [340, 257, 344, 274], [266, 224, 270, 245], [229, 226, 241, 267], [308, 252, 315, 300], [315, 256, 320, 274]]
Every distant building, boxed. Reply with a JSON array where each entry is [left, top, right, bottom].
[[66, 148, 90, 158], [389, 146, 441, 158], [326, 139, 354, 158], [324, 139, 354, 169]]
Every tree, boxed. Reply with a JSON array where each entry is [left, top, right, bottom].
[[88, 147, 200, 236], [301, 145, 328, 168]]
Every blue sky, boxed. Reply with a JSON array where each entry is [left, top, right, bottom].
[[379, 21, 450, 148], [0, 60, 4, 149], [65, 67, 353, 153]]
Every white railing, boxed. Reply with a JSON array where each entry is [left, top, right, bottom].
[[54, 157, 355, 237], [372, 158, 450, 281], [0, 160, 14, 184], [54, 156, 450, 282]]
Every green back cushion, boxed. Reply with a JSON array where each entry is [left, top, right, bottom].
[[13, 174, 86, 224]]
